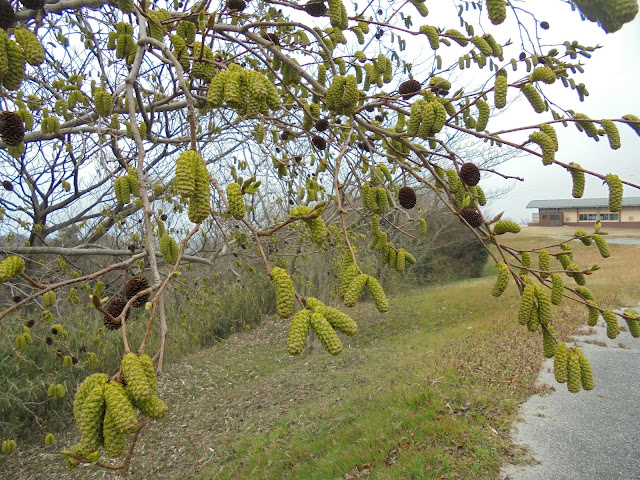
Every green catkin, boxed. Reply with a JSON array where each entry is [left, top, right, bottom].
[[573, 113, 599, 138], [271, 267, 295, 319], [550, 273, 563, 305], [187, 157, 210, 224], [538, 249, 550, 278], [340, 263, 359, 299], [540, 123, 559, 151], [535, 284, 551, 325], [604, 173, 623, 213], [494, 74, 508, 109], [103, 411, 126, 458], [0, 256, 26, 283], [396, 248, 407, 272], [138, 354, 157, 395], [122, 353, 152, 402], [420, 25, 440, 50], [474, 185, 487, 206], [622, 114, 640, 136], [344, 273, 368, 307], [592, 234, 610, 258], [542, 326, 557, 358], [175, 150, 198, 199], [520, 83, 546, 113], [518, 285, 535, 325], [602, 310, 620, 339], [520, 251, 531, 275], [568, 163, 585, 198], [575, 229, 592, 246], [287, 310, 310, 355], [321, 305, 358, 335], [310, 311, 343, 355], [491, 262, 509, 297], [486, 0, 507, 25], [527, 299, 539, 332], [470, 36, 493, 57], [623, 309, 640, 338], [104, 382, 138, 434], [575, 348, 594, 390], [367, 275, 389, 313], [567, 350, 582, 393], [493, 220, 521, 235], [475, 100, 490, 131], [529, 131, 555, 165], [419, 218, 427, 235], [587, 300, 599, 327], [483, 34, 503, 57], [530, 66, 556, 84], [601, 120, 621, 150], [554, 342, 569, 383], [227, 183, 246, 220]]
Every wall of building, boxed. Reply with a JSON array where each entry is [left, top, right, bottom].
[[530, 206, 640, 228], [561, 208, 579, 223], [621, 208, 640, 222]]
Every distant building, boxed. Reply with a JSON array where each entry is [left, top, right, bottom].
[[527, 198, 640, 228]]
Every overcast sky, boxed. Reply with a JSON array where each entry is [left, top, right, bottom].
[[471, 1, 640, 222]]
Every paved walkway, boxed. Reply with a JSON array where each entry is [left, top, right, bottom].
[[501, 312, 640, 480]]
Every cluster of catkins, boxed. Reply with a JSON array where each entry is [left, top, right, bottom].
[[287, 297, 357, 356], [207, 65, 281, 118], [369, 216, 417, 272], [0, 26, 44, 91], [0, 255, 25, 283], [114, 168, 141, 205], [290, 205, 327, 247], [174, 150, 210, 224], [339, 253, 389, 313], [69, 354, 166, 462]]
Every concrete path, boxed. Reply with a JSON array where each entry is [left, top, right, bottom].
[[501, 312, 640, 480]]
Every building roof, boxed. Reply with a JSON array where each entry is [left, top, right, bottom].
[[527, 198, 640, 209]]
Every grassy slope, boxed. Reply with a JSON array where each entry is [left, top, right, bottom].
[[6, 234, 640, 480]]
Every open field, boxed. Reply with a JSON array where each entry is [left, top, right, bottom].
[[4, 230, 640, 479]]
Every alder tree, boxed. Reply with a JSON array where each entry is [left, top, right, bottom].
[[0, 0, 639, 475]]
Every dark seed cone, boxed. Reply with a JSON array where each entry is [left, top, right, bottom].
[[398, 79, 422, 99], [459, 207, 483, 228], [311, 135, 327, 150], [0, 0, 16, 30], [315, 118, 330, 132], [2, 181, 13, 191], [459, 162, 481, 186], [0, 112, 25, 147], [19, 0, 45, 9], [304, 1, 327, 17], [124, 275, 150, 307], [262, 33, 280, 46], [398, 186, 417, 209], [103, 298, 130, 330], [226, 0, 246, 11]]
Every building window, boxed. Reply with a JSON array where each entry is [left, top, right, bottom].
[[565, 217, 571, 222], [611, 213, 619, 221], [601, 213, 619, 221], [589, 214, 597, 221], [542, 214, 547, 219], [600, 214, 609, 221], [579, 214, 587, 221]]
